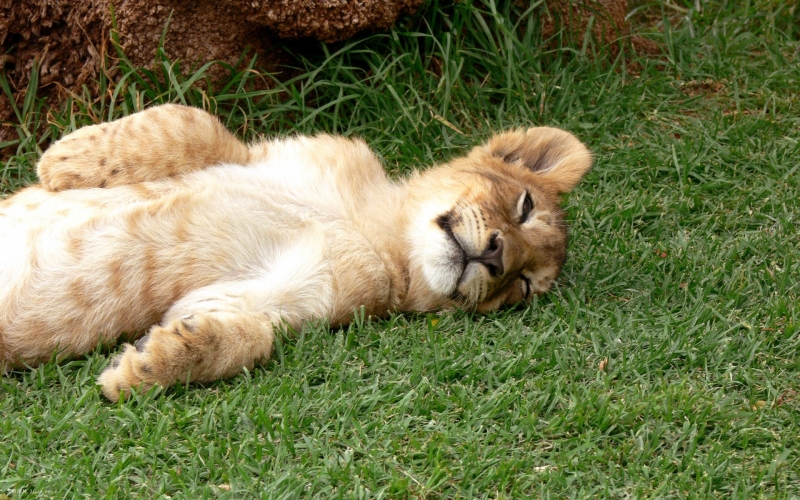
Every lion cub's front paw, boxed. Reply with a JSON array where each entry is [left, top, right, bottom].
[[97, 344, 149, 402], [97, 317, 203, 401]]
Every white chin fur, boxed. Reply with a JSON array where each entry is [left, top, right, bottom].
[[408, 204, 463, 296]]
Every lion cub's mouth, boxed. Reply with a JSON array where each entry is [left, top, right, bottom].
[[436, 213, 468, 285]]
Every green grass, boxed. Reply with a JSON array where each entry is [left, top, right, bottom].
[[2, 0, 800, 497]]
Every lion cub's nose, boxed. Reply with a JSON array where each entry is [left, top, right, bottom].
[[474, 233, 505, 277]]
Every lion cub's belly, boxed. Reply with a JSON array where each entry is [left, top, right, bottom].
[[0, 179, 337, 361]]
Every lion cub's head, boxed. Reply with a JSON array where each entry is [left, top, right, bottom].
[[405, 127, 592, 312]]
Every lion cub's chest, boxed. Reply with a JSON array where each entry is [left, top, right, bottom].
[[163, 164, 396, 320]]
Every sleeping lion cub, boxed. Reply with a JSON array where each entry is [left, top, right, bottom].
[[0, 104, 591, 401]]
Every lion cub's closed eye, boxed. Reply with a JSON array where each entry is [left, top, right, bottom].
[[0, 104, 592, 401]]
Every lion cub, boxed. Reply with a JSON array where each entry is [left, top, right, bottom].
[[0, 104, 591, 401]]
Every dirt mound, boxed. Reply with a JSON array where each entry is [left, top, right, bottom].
[[544, 0, 628, 46], [0, 0, 424, 146], [0, 0, 423, 90], [0, 0, 638, 149]]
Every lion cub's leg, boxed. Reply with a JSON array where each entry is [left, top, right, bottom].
[[97, 238, 331, 401], [37, 104, 250, 191], [98, 312, 274, 402]]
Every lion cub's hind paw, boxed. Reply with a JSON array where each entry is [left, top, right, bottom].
[[37, 124, 117, 191]]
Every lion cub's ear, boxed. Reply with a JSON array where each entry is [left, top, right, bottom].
[[487, 127, 593, 194]]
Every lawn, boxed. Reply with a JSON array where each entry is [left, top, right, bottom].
[[1, 0, 799, 497]]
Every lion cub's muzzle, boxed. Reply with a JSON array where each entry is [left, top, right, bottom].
[[470, 232, 504, 277], [438, 213, 506, 279], [437, 208, 518, 304]]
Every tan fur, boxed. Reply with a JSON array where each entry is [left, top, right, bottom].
[[0, 104, 592, 401], [37, 105, 250, 190]]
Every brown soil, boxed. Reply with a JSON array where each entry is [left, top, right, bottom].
[[543, 0, 628, 47], [0, 0, 424, 145], [0, 0, 640, 149]]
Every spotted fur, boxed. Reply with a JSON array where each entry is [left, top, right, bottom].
[[0, 104, 592, 401]]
